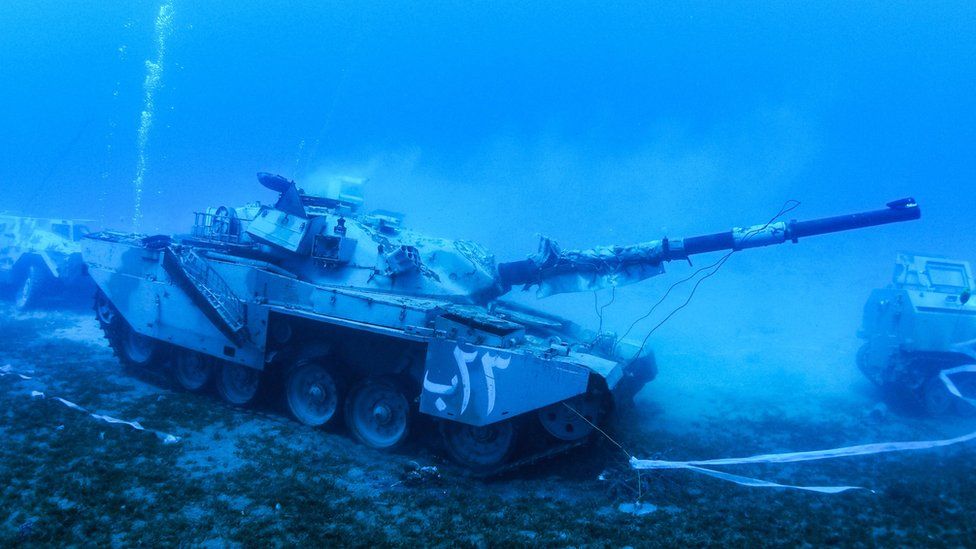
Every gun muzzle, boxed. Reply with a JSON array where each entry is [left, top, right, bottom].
[[784, 198, 920, 242]]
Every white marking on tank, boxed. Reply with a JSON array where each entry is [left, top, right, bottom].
[[481, 353, 511, 416], [422, 372, 459, 413], [452, 347, 477, 415]]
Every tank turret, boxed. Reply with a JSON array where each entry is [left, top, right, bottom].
[[187, 174, 921, 305], [82, 173, 921, 472]]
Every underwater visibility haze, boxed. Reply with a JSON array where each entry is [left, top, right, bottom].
[[0, 1, 975, 545]]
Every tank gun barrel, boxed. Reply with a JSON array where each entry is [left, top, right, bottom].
[[497, 198, 920, 297], [664, 197, 920, 260]]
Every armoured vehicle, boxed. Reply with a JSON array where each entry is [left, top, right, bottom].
[[0, 215, 95, 309], [83, 174, 920, 471], [858, 254, 976, 415]]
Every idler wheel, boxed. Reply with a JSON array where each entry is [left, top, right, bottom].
[[216, 362, 261, 406], [285, 361, 339, 427], [345, 377, 411, 449], [921, 376, 954, 417], [173, 351, 213, 393], [538, 392, 603, 442], [96, 290, 165, 371], [94, 290, 117, 326], [441, 419, 517, 472]]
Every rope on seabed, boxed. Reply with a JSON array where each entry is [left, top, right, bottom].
[[566, 365, 976, 495]]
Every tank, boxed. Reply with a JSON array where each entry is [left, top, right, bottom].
[[82, 173, 921, 472], [0, 215, 96, 309], [858, 253, 976, 416]]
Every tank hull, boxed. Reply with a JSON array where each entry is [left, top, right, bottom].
[[84, 232, 645, 471]]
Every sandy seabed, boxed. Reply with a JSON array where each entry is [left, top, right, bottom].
[[1, 304, 974, 547]]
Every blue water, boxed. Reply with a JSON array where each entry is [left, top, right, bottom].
[[2, 0, 973, 388], [0, 2, 975, 542], [1, 2, 972, 233]]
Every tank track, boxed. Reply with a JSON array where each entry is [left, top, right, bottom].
[[94, 293, 174, 388], [474, 440, 589, 478]]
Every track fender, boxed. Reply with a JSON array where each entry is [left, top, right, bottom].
[[13, 253, 57, 280]]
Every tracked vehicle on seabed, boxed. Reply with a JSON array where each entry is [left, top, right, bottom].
[[83, 173, 920, 472], [858, 254, 976, 416]]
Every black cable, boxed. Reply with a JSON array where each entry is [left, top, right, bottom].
[[593, 286, 617, 337], [613, 255, 729, 350], [619, 199, 802, 361], [631, 251, 734, 362]]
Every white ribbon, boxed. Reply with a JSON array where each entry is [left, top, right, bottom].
[[631, 365, 976, 493], [953, 339, 976, 361], [0, 364, 32, 380], [631, 430, 976, 470], [681, 466, 867, 494], [939, 364, 976, 408], [32, 391, 181, 444], [5, 364, 183, 446]]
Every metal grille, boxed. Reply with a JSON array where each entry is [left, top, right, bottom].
[[169, 247, 247, 337], [191, 212, 252, 244]]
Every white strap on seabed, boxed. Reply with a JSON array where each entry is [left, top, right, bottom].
[[0, 364, 32, 380], [630, 366, 976, 494], [30, 391, 181, 444], [939, 364, 976, 407], [2, 363, 180, 444]]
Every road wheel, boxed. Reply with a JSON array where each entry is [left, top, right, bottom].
[[285, 360, 340, 427], [117, 324, 163, 369], [173, 351, 214, 393], [216, 362, 261, 406], [14, 264, 48, 310], [345, 376, 411, 449], [96, 289, 164, 370], [538, 391, 604, 442], [441, 419, 518, 473]]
